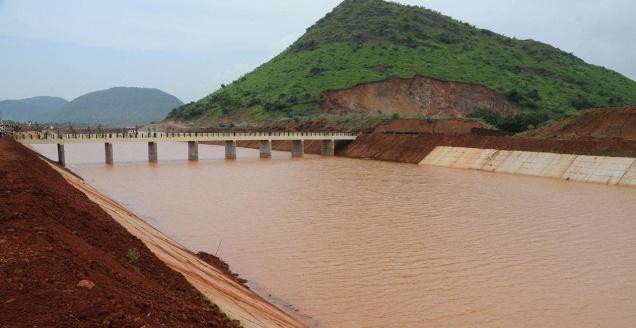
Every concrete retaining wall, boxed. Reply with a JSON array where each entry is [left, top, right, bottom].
[[420, 146, 636, 187]]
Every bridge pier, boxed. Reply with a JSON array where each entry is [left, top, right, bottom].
[[188, 141, 198, 161], [57, 144, 65, 167], [291, 140, 304, 158], [260, 140, 272, 159], [148, 142, 158, 162], [321, 139, 335, 156], [105, 143, 113, 164], [225, 140, 237, 160]]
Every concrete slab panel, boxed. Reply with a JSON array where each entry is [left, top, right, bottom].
[[481, 150, 512, 172], [562, 156, 634, 185], [419, 146, 451, 166], [539, 154, 578, 178], [451, 148, 498, 170], [619, 161, 636, 186], [494, 151, 533, 174]]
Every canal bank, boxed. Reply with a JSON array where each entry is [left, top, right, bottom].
[[201, 117, 636, 186], [0, 138, 304, 328]]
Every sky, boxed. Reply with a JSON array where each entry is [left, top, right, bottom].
[[0, 0, 634, 103]]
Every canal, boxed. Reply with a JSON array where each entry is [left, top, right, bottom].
[[34, 142, 636, 328]]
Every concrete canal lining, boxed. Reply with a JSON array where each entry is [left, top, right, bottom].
[[420, 146, 636, 187]]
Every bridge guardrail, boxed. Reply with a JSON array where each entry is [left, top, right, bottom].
[[12, 131, 359, 142]]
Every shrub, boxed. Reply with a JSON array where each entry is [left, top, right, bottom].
[[467, 108, 550, 133], [127, 249, 140, 264]]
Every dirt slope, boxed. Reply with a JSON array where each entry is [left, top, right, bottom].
[[52, 162, 305, 328], [372, 118, 492, 134], [0, 138, 240, 328], [524, 107, 636, 140], [340, 133, 636, 164], [322, 75, 519, 117]]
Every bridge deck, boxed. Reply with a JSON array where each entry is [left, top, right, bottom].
[[13, 132, 357, 144]]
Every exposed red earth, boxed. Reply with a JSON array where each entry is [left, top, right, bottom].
[[523, 107, 636, 141], [322, 75, 519, 117], [0, 138, 240, 328], [204, 111, 636, 163]]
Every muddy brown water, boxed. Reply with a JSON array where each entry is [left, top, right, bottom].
[[34, 142, 636, 328]]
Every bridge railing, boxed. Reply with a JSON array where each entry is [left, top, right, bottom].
[[12, 131, 358, 141]]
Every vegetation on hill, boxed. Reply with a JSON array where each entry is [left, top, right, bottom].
[[167, 0, 636, 131]]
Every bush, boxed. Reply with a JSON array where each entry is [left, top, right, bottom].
[[127, 249, 140, 264], [467, 108, 550, 133]]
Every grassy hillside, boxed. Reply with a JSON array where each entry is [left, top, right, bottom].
[[55, 87, 183, 126], [168, 0, 636, 129]]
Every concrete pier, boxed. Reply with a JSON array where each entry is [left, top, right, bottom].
[[291, 140, 304, 158], [148, 142, 158, 162], [105, 143, 113, 164], [225, 140, 237, 160], [188, 141, 199, 161], [260, 140, 272, 159], [57, 143, 65, 167], [321, 139, 335, 156]]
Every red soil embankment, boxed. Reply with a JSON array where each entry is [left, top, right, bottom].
[[339, 133, 636, 164], [524, 107, 636, 141], [339, 116, 636, 163], [202, 117, 636, 162], [322, 75, 519, 118], [0, 138, 240, 328]]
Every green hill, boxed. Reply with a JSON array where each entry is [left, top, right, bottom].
[[167, 0, 636, 129], [56, 87, 183, 126]]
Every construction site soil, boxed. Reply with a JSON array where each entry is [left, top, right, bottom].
[[205, 116, 636, 163], [0, 139, 240, 328], [523, 107, 636, 141]]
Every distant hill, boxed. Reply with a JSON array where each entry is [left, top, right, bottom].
[[0, 96, 68, 122], [167, 0, 636, 130], [0, 87, 183, 126], [54, 87, 183, 125]]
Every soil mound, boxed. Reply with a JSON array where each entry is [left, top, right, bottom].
[[525, 107, 636, 140], [0, 139, 239, 328]]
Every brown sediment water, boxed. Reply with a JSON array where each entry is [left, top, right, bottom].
[[33, 142, 636, 328]]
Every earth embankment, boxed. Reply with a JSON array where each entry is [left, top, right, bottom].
[[202, 117, 636, 163], [523, 107, 636, 140], [0, 138, 241, 327], [340, 133, 636, 164]]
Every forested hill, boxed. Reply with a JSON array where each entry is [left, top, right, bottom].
[[167, 0, 636, 128]]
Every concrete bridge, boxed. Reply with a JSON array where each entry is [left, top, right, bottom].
[[13, 131, 357, 166]]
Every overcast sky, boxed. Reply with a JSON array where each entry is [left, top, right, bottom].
[[0, 0, 634, 102]]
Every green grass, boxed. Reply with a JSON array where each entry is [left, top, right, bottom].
[[168, 0, 636, 128]]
